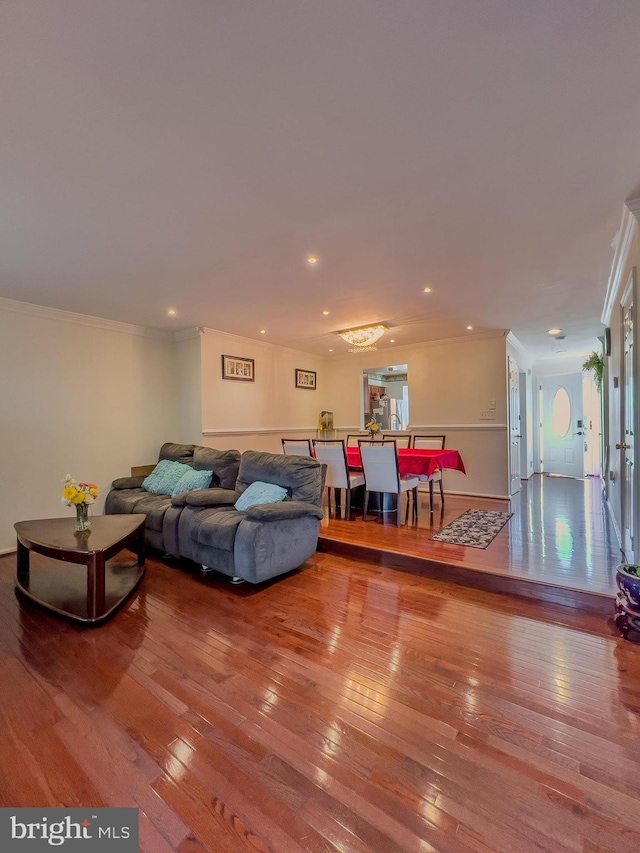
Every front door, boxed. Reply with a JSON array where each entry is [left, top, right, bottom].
[[542, 373, 584, 477], [508, 357, 521, 494]]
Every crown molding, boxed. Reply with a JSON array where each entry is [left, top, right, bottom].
[[0, 297, 172, 339], [327, 329, 508, 362], [173, 326, 203, 342], [199, 325, 325, 360], [506, 331, 527, 355], [626, 196, 640, 219], [601, 201, 638, 325]]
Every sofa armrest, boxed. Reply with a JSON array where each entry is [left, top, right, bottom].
[[179, 488, 239, 507], [244, 501, 323, 522], [112, 476, 145, 490]]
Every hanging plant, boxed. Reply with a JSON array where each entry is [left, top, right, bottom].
[[582, 350, 604, 391]]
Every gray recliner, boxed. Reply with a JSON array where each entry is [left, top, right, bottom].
[[173, 450, 326, 584], [105, 442, 241, 552]]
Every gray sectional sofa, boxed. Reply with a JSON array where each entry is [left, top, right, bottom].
[[105, 442, 325, 584]]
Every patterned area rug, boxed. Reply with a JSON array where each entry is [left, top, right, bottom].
[[432, 509, 513, 549]]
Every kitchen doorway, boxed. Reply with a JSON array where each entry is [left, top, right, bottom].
[[362, 364, 409, 430]]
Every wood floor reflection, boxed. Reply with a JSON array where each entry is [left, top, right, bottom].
[[319, 474, 622, 613], [0, 545, 639, 852]]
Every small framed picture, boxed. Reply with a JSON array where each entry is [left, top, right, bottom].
[[222, 354, 255, 382], [295, 368, 316, 390]]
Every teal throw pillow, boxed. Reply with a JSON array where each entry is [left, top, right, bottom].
[[142, 459, 192, 495], [171, 468, 213, 496], [234, 481, 288, 511]]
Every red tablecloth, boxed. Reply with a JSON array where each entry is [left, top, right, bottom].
[[346, 446, 466, 478]]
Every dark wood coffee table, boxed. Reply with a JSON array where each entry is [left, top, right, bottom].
[[14, 514, 146, 624]]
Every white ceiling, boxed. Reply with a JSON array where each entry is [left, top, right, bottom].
[[2, 1, 640, 360]]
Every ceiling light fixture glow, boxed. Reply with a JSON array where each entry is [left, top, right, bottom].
[[322, 310, 330, 315], [422, 287, 432, 293], [167, 308, 177, 316], [338, 324, 387, 352], [306, 254, 318, 265], [548, 327, 562, 335], [466, 325, 473, 330]]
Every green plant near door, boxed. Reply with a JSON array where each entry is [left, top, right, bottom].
[[582, 351, 604, 391]]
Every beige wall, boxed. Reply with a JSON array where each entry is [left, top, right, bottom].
[[0, 301, 180, 551], [199, 328, 327, 453], [325, 333, 510, 497], [175, 330, 204, 444], [1, 308, 513, 555], [198, 328, 511, 495]]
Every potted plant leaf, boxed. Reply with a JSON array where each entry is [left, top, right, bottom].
[[582, 350, 604, 391]]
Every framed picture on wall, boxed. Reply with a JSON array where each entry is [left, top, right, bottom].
[[295, 368, 316, 389], [222, 354, 255, 381]]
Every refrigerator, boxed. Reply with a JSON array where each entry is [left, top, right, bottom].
[[371, 397, 404, 430]]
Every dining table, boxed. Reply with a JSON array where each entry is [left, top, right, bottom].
[[346, 446, 466, 478]]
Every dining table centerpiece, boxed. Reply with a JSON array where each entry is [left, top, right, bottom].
[[62, 474, 99, 531], [365, 419, 381, 439]]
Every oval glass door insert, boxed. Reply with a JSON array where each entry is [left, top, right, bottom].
[[552, 386, 571, 437]]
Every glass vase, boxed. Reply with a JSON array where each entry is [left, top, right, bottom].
[[74, 502, 91, 532]]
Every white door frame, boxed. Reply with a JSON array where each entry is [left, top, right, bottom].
[[508, 356, 521, 494], [620, 269, 638, 560]]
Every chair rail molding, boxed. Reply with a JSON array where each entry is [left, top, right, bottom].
[[203, 427, 318, 436], [404, 424, 508, 431]]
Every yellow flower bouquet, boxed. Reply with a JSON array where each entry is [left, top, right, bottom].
[[62, 474, 98, 531], [365, 419, 381, 438]]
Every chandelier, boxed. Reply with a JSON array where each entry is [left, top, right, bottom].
[[338, 324, 387, 352]]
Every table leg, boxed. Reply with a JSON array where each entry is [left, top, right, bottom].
[[17, 540, 30, 586], [87, 553, 106, 620], [136, 525, 145, 568]]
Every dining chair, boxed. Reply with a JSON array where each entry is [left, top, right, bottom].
[[345, 433, 370, 447], [312, 439, 365, 520], [382, 432, 411, 447], [411, 434, 446, 449], [358, 440, 419, 527], [410, 434, 446, 510], [281, 438, 313, 456]]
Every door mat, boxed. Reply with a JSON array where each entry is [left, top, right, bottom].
[[432, 509, 513, 549]]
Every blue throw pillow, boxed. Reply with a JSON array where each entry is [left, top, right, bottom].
[[142, 459, 192, 495], [171, 468, 213, 496], [234, 481, 288, 511]]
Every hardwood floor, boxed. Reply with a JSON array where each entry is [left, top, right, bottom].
[[319, 474, 623, 613], [0, 540, 639, 852]]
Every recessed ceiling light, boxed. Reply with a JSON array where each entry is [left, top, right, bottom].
[[322, 310, 330, 315], [306, 254, 318, 265], [329, 348, 333, 352], [548, 327, 562, 335], [422, 287, 432, 293], [167, 308, 177, 316], [466, 325, 473, 330], [260, 329, 266, 334], [390, 339, 395, 343]]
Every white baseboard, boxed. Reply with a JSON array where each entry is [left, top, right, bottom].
[[424, 488, 510, 500], [605, 495, 624, 555]]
